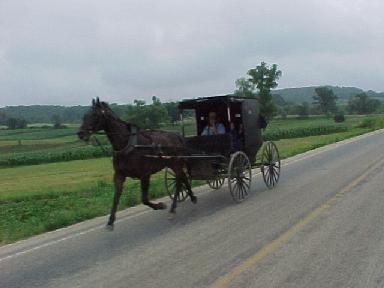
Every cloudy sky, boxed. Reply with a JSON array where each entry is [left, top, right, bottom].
[[0, 0, 383, 107]]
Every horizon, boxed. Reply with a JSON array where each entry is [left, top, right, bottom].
[[0, 84, 382, 108]]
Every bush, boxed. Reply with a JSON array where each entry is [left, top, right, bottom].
[[334, 113, 345, 123], [357, 117, 384, 129], [263, 125, 348, 141], [357, 118, 377, 129]]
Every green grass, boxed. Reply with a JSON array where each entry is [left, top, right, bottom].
[[0, 129, 109, 167], [0, 115, 383, 244], [0, 158, 203, 243], [0, 127, 78, 140]]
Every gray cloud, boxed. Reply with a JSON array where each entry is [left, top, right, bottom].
[[0, 0, 383, 106]]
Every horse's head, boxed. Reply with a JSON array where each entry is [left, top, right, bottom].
[[77, 98, 109, 141]]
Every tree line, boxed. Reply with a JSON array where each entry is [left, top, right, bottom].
[[279, 88, 383, 120], [1, 62, 383, 130]]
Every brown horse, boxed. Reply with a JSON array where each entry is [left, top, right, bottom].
[[77, 98, 196, 229]]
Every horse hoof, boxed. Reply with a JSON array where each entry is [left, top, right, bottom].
[[191, 196, 197, 204], [105, 224, 114, 231], [157, 202, 167, 210]]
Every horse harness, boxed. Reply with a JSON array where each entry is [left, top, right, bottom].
[[93, 125, 165, 157]]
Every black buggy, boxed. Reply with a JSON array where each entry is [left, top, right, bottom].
[[164, 95, 281, 203]]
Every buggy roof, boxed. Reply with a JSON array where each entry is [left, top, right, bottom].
[[178, 95, 256, 110]]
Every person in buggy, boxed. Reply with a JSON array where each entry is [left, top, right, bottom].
[[201, 111, 226, 135], [230, 122, 244, 152]]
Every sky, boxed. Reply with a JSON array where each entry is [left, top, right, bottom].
[[0, 0, 383, 107]]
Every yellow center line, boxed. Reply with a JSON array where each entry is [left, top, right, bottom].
[[211, 157, 384, 288]]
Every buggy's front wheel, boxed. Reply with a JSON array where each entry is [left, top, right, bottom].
[[207, 177, 225, 189], [228, 151, 252, 203], [164, 167, 191, 202]]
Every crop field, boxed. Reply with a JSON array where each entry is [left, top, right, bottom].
[[0, 115, 383, 244]]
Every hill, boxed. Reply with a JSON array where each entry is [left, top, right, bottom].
[[272, 86, 384, 104]]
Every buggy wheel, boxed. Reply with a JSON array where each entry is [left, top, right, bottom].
[[228, 151, 252, 203], [261, 141, 281, 189], [164, 167, 190, 202], [207, 162, 226, 189], [207, 177, 225, 189]]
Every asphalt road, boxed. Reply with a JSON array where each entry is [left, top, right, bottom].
[[1, 129, 384, 288]]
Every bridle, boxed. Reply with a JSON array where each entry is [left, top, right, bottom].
[[85, 107, 141, 156]]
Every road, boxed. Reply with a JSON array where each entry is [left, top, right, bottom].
[[1, 129, 384, 288]]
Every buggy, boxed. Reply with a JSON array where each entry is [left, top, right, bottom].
[[164, 95, 281, 203]]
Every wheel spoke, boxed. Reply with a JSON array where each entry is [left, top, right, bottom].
[[265, 166, 270, 179], [272, 172, 278, 185], [240, 181, 246, 198], [239, 183, 245, 199], [268, 170, 273, 186], [272, 166, 280, 176]]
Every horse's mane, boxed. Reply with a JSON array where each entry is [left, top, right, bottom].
[[100, 101, 139, 132]]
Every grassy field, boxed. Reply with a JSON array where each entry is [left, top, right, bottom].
[[0, 115, 383, 244]]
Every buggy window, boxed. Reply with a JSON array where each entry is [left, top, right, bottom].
[[181, 109, 197, 136]]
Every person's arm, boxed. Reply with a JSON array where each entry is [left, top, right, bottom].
[[217, 123, 226, 134], [201, 126, 209, 135]]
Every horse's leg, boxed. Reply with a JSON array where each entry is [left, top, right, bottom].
[[141, 175, 167, 210], [170, 172, 182, 214], [106, 172, 125, 229], [181, 170, 197, 204]]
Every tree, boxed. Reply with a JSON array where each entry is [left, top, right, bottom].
[[234, 77, 255, 98], [295, 102, 310, 118], [246, 62, 282, 119], [148, 96, 169, 128], [127, 97, 169, 129], [347, 93, 380, 114], [6, 117, 27, 129], [6, 118, 17, 129], [163, 102, 179, 125], [51, 114, 62, 128], [313, 87, 338, 116], [0, 112, 7, 125]]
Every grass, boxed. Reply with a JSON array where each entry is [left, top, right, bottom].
[[0, 130, 109, 167], [0, 159, 203, 243], [0, 115, 383, 244]]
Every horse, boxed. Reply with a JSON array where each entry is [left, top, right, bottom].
[[77, 98, 196, 229]]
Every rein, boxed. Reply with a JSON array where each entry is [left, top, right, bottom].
[[92, 127, 139, 156]]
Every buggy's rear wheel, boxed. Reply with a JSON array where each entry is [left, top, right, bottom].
[[228, 151, 252, 203], [261, 141, 281, 189], [164, 167, 191, 202]]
